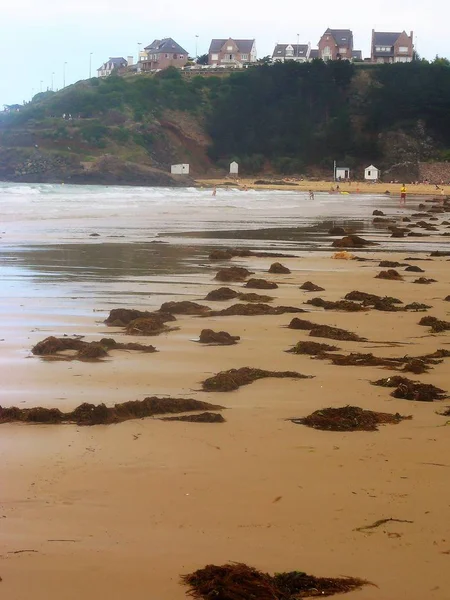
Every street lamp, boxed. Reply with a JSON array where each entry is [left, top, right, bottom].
[[89, 52, 93, 78], [63, 62, 67, 88], [51, 72, 55, 91], [137, 42, 141, 64], [297, 33, 300, 57], [195, 34, 199, 59]]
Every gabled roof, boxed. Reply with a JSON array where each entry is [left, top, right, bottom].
[[324, 28, 353, 46], [365, 164, 379, 170], [272, 44, 309, 58], [98, 57, 127, 70], [209, 39, 255, 54], [144, 38, 188, 55], [373, 32, 402, 47]]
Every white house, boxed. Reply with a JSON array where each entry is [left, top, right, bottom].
[[335, 166, 350, 180], [171, 164, 189, 175], [364, 165, 380, 181], [97, 57, 128, 78]]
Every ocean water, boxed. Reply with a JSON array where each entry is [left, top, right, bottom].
[[0, 181, 408, 245]]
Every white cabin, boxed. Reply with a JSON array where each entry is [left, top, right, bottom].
[[171, 164, 189, 175], [364, 165, 380, 181], [335, 166, 350, 180]]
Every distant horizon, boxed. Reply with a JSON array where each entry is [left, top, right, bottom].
[[0, 0, 446, 106]]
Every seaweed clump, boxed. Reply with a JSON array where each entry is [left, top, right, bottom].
[[371, 376, 447, 401], [315, 350, 450, 373], [198, 329, 240, 345], [126, 316, 175, 336], [202, 367, 312, 392], [0, 397, 224, 426], [418, 316, 450, 333], [305, 297, 366, 312], [291, 406, 410, 432], [288, 318, 317, 330], [208, 303, 304, 317], [332, 235, 377, 248], [161, 412, 226, 423], [287, 341, 340, 355], [181, 563, 369, 599], [31, 336, 157, 361], [413, 277, 437, 284], [309, 325, 366, 342], [105, 308, 176, 327], [238, 292, 273, 303]]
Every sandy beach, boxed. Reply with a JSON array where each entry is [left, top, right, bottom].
[[1, 184, 450, 599], [197, 176, 450, 198]]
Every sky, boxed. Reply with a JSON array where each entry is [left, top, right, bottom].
[[0, 0, 447, 107]]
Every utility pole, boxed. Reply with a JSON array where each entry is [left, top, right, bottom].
[[51, 72, 55, 91], [40, 80, 43, 93], [297, 33, 300, 57], [137, 42, 141, 64], [195, 34, 199, 59], [89, 52, 93, 78], [63, 62, 67, 88]]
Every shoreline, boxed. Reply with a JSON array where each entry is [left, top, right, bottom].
[[196, 176, 449, 197]]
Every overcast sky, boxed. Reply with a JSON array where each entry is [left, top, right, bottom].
[[0, 0, 446, 107]]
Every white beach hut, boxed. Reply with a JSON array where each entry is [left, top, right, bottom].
[[335, 166, 350, 180], [364, 165, 380, 181], [171, 164, 190, 175], [230, 161, 239, 175]]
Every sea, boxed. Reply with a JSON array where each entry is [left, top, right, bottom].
[[0, 182, 446, 323]]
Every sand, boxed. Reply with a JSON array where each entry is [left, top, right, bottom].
[[197, 176, 450, 197], [1, 224, 450, 598]]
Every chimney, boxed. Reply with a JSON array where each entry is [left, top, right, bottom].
[[127, 55, 134, 66], [410, 31, 413, 42]]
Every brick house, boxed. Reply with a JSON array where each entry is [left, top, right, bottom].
[[97, 57, 128, 78], [141, 38, 189, 72], [272, 43, 311, 63], [318, 28, 359, 61], [371, 31, 414, 63], [208, 38, 257, 67]]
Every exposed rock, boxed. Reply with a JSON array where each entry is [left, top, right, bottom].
[[299, 281, 325, 292], [379, 261, 405, 268], [375, 269, 403, 281], [405, 265, 424, 272], [204, 287, 239, 301], [413, 277, 436, 284], [328, 226, 347, 235], [198, 329, 240, 345], [268, 262, 291, 274], [244, 278, 278, 289], [159, 301, 211, 315], [332, 235, 377, 248], [373, 210, 385, 216], [214, 267, 253, 282], [288, 318, 316, 330], [238, 292, 273, 303]]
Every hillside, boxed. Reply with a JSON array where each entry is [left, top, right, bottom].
[[2, 61, 450, 184]]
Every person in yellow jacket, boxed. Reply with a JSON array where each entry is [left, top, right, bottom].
[[400, 184, 407, 206]]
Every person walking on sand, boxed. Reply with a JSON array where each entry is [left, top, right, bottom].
[[212, 186, 217, 197], [400, 184, 407, 206], [309, 190, 315, 200]]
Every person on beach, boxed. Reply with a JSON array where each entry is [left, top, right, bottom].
[[309, 190, 315, 200], [400, 184, 407, 206], [212, 186, 217, 197]]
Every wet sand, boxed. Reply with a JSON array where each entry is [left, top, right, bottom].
[[1, 208, 450, 598]]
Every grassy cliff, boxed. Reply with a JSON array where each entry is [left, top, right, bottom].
[[2, 61, 450, 183]]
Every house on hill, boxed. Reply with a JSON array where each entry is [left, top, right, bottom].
[[97, 57, 128, 78], [371, 30, 414, 63], [208, 38, 257, 67], [272, 43, 311, 63], [141, 38, 189, 72], [317, 28, 361, 61]]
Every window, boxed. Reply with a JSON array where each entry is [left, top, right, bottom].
[[165, 54, 169, 58], [339, 47, 346, 53], [322, 46, 331, 60], [227, 45, 233, 51], [179, 55, 184, 59], [173, 54, 177, 59], [211, 53, 218, 61], [399, 46, 408, 53], [241, 53, 248, 60]]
